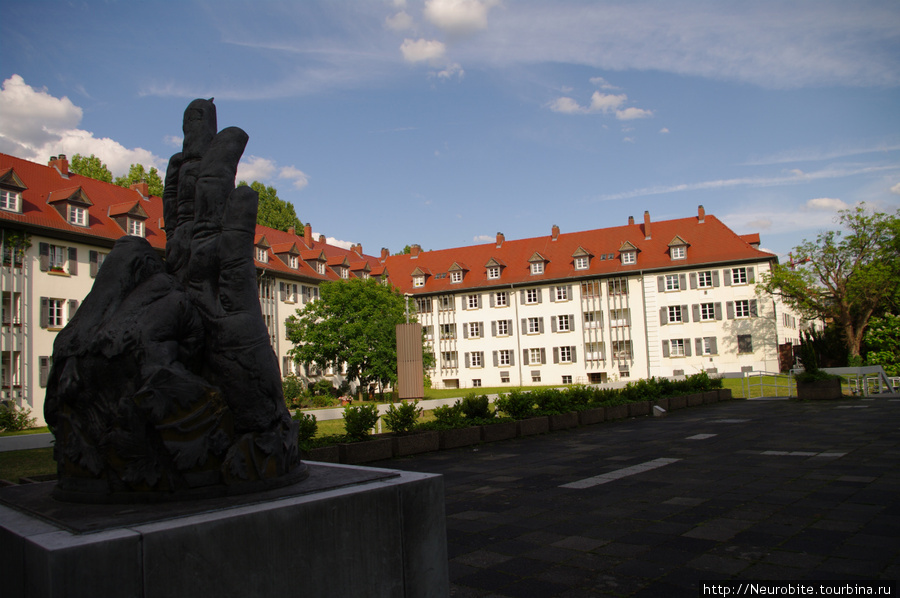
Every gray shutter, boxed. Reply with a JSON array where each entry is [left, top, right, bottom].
[[726, 301, 734, 319], [679, 274, 686, 290], [689, 273, 697, 289], [477, 294, 482, 308], [715, 302, 723, 320], [723, 269, 732, 286], [464, 352, 470, 368], [520, 290, 526, 303], [695, 338, 703, 356], [538, 317, 544, 333], [660, 307, 668, 325], [521, 318, 527, 334], [523, 349, 528, 365], [571, 347, 577, 363], [748, 268, 755, 283], [657, 276, 665, 292], [709, 337, 718, 354], [39, 243, 49, 271], [39, 357, 51, 388], [567, 285, 573, 300], [68, 247, 77, 275], [40, 297, 48, 328], [493, 351, 498, 367], [510, 351, 515, 366], [461, 296, 467, 310], [491, 321, 497, 337], [463, 324, 469, 339], [540, 348, 546, 364], [662, 340, 670, 357], [89, 251, 99, 277], [537, 289, 542, 304], [750, 299, 758, 317], [551, 316, 557, 332], [553, 347, 559, 364], [490, 293, 495, 307], [280, 282, 286, 301], [68, 299, 79, 319], [293, 284, 298, 300], [681, 305, 688, 322], [712, 270, 720, 287], [550, 288, 556, 302], [692, 304, 700, 322], [685, 339, 692, 357]]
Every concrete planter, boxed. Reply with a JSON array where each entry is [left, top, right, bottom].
[[548, 411, 579, 431], [302, 445, 340, 463], [391, 431, 440, 457], [702, 390, 719, 404], [687, 393, 704, 407], [480, 421, 517, 443], [578, 406, 606, 426], [718, 388, 733, 402], [668, 396, 687, 410], [439, 426, 482, 450], [653, 398, 670, 411], [796, 378, 843, 400], [605, 404, 628, 421], [627, 401, 651, 417], [517, 416, 550, 437], [339, 438, 393, 464]]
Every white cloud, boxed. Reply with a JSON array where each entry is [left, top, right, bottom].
[[473, 234, 493, 242], [659, 127, 670, 134], [616, 107, 654, 120], [401, 38, 447, 64], [424, 0, 498, 36], [805, 197, 849, 211], [386, 11, 414, 32], [279, 166, 310, 190], [589, 77, 618, 90], [589, 92, 627, 114], [746, 217, 773, 230], [890, 182, 900, 195], [0, 75, 163, 176], [237, 156, 278, 183], [548, 97, 585, 114], [318, 234, 353, 250]]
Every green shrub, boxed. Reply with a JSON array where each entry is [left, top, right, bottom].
[[309, 394, 340, 409], [312, 379, 336, 396], [383, 400, 422, 435], [292, 412, 318, 447], [0, 402, 35, 433], [342, 403, 380, 441], [532, 388, 572, 415], [567, 385, 595, 408], [494, 391, 535, 419], [432, 402, 465, 427], [282, 374, 306, 408], [460, 393, 494, 420]]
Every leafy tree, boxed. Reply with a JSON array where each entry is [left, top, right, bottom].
[[759, 204, 900, 359], [115, 163, 164, 197], [70, 154, 113, 183], [395, 245, 412, 255], [237, 181, 302, 232], [285, 278, 415, 395], [863, 314, 900, 376]]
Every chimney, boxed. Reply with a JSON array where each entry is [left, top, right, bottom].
[[410, 244, 421, 258], [381, 248, 390, 261], [49, 154, 69, 177], [496, 232, 504, 248], [304, 223, 312, 245], [551, 224, 560, 241], [318, 234, 326, 243], [698, 205, 706, 223], [353, 243, 363, 255], [288, 226, 295, 236], [628, 215, 635, 225], [643, 211, 652, 240], [130, 180, 149, 199]]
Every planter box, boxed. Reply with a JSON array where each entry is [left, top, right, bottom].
[[627, 401, 651, 417], [702, 390, 719, 404], [605, 404, 628, 421], [516, 416, 549, 437], [439, 426, 482, 450], [687, 393, 704, 407], [548, 411, 579, 431], [668, 396, 687, 410], [339, 438, 393, 464], [718, 388, 733, 402], [302, 445, 340, 463], [392, 431, 440, 458], [480, 421, 517, 443], [653, 398, 669, 411], [796, 378, 843, 400], [578, 406, 606, 426]]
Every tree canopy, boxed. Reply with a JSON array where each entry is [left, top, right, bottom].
[[238, 181, 302, 232], [115, 163, 164, 197], [70, 154, 113, 183], [285, 278, 415, 393], [759, 204, 900, 359]]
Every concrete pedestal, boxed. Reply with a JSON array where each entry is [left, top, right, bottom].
[[0, 463, 448, 598]]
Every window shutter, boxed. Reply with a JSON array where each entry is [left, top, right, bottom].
[[712, 270, 720, 287], [492, 351, 498, 367], [461, 296, 467, 310], [293, 284, 298, 300], [681, 305, 688, 321], [709, 337, 718, 354], [89, 251, 99, 277], [476, 294, 482, 308], [489, 293, 495, 307], [463, 325, 469, 339], [692, 304, 700, 322], [510, 351, 515, 366], [571, 347, 577, 363], [567, 285, 573, 299], [660, 307, 668, 325], [523, 349, 529, 365], [689, 273, 697, 289], [679, 274, 686, 289], [39, 357, 51, 388], [662, 340, 670, 357], [491, 321, 497, 337], [657, 276, 665, 292], [537, 289, 542, 304], [39, 243, 49, 272], [750, 299, 758, 317], [551, 316, 557, 332], [726, 301, 734, 319], [715, 302, 723, 320], [695, 338, 703, 355], [40, 297, 48, 328], [520, 290, 526, 303], [68, 247, 77, 275], [540, 348, 546, 364], [521, 318, 527, 334], [549, 289, 556, 302], [748, 268, 755, 283], [685, 339, 692, 357], [464, 352, 470, 368], [280, 282, 286, 301], [68, 299, 79, 319], [723, 269, 732, 286], [553, 347, 559, 364], [538, 318, 544, 333]]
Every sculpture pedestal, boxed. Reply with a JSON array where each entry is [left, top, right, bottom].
[[0, 463, 448, 598]]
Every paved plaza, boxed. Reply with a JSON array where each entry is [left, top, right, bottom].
[[373, 397, 900, 597]]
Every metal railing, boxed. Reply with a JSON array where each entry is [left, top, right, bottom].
[[737, 371, 795, 399]]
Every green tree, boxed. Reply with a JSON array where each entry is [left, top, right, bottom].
[[114, 163, 165, 197], [70, 154, 113, 183], [237, 181, 302, 232], [863, 314, 900, 376], [285, 279, 414, 395], [760, 204, 900, 359]]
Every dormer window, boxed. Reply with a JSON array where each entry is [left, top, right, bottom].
[[450, 271, 462, 283], [109, 200, 147, 238], [574, 256, 588, 270], [668, 236, 689, 261], [256, 247, 268, 263], [621, 251, 636, 265], [448, 262, 467, 284], [531, 262, 544, 275], [487, 266, 500, 279], [414, 275, 425, 288], [317, 262, 326, 275], [127, 218, 144, 237], [528, 252, 547, 275], [340, 267, 349, 279], [68, 205, 88, 227], [289, 255, 298, 269], [0, 189, 21, 213]]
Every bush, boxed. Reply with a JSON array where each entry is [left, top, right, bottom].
[[383, 400, 422, 435], [282, 374, 306, 408], [460, 393, 494, 420], [312, 379, 336, 397], [0, 402, 35, 432], [342, 403, 380, 441], [292, 412, 318, 447], [532, 388, 572, 415], [431, 402, 465, 428], [494, 391, 535, 419]]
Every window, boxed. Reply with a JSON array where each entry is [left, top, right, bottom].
[[665, 274, 680, 291], [127, 218, 144, 237], [562, 375, 573, 384], [494, 291, 508, 307], [0, 189, 21, 212], [340, 267, 349, 279], [584, 310, 602, 329], [732, 267, 748, 285], [500, 371, 510, 383], [467, 294, 480, 309], [472, 379, 482, 387], [49, 245, 66, 271], [439, 295, 453, 311], [68, 205, 88, 226], [527, 317, 542, 334], [585, 342, 604, 361], [532, 371, 542, 383], [528, 348, 545, 365], [498, 349, 511, 366], [581, 280, 600, 297], [555, 286, 568, 301], [555, 314, 571, 332], [495, 320, 510, 336], [415, 297, 432, 313], [735, 300, 750, 318], [413, 275, 425, 288], [2, 292, 22, 326], [525, 288, 539, 304], [316, 261, 326, 275], [671, 245, 686, 260], [612, 340, 633, 359], [697, 271, 713, 288], [667, 305, 683, 323], [468, 352, 483, 368], [700, 337, 717, 355], [440, 323, 456, 339], [621, 251, 636, 265], [558, 346, 573, 363], [256, 247, 268, 263], [442, 351, 458, 368], [530, 261, 544, 275], [46, 298, 64, 328], [487, 266, 500, 279], [738, 334, 753, 354], [423, 325, 433, 341], [608, 279, 627, 296], [450, 270, 462, 283], [610, 308, 630, 327], [700, 303, 715, 321], [467, 322, 482, 338], [574, 256, 589, 270], [670, 339, 685, 357], [280, 282, 298, 303]]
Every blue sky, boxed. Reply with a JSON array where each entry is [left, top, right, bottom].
[[1, 0, 898, 258]]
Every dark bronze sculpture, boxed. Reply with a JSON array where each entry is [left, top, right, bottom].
[[45, 99, 307, 502]]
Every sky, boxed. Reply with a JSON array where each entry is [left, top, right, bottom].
[[1, 0, 898, 258]]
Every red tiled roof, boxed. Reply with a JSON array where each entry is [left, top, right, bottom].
[[384, 215, 775, 294]]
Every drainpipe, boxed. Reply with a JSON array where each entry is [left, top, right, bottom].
[[512, 284, 522, 386], [641, 271, 651, 379]]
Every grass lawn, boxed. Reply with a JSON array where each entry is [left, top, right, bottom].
[[0, 448, 55, 482]]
